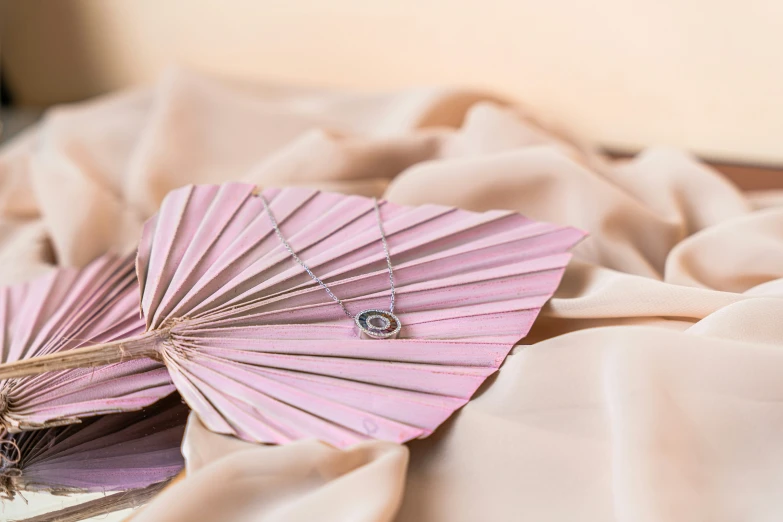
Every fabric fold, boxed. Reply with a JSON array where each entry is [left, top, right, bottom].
[[132, 415, 408, 522]]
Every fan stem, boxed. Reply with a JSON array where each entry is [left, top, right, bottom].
[[0, 331, 164, 380]]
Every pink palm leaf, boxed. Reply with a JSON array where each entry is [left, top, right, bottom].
[[0, 254, 174, 431], [1, 393, 186, 500], [0, 184, 584, 448]]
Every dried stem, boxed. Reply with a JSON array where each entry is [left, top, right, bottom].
[[0, 332, 164, 380], [13, 478, 173, 522]]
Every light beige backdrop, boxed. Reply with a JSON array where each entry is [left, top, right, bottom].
[[3, 0, 783, 165]]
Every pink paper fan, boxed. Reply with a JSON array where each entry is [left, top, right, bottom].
[[0, 184, 584, 448], [1, 393, 186, 500], [0, 255, 175, 431]]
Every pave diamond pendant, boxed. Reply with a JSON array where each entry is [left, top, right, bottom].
[[355, 309, 401, 340]]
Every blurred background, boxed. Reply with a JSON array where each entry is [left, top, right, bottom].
[[1, 0, 782, 172]]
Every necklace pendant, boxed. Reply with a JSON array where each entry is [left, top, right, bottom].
[[355, 309, 401, 340]]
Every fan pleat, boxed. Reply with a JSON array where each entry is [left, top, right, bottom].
[[179, 355, 406, 445], [181, 334, 510, 367], [247, 366, 466, 431], [196, 356, 427, 442], [170, 362, 304, 442], [164, 359, 235, 435], [16, 360, 166, 404]]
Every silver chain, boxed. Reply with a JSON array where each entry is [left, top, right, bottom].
[[259, 194, 395, 319]]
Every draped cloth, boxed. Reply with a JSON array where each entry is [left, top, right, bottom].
[[2, 69, 782, 521]]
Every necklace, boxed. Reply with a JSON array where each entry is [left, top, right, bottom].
[[260, 194, 401, 340]]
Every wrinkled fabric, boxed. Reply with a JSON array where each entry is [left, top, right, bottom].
[[132, 416, 408, 522], [2, 69, 783, 521]]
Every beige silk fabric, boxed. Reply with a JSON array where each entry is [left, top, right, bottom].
[[133, 416, 408, 522], [3, 70, 783, 521]]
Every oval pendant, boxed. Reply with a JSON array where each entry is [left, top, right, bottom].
[[354, 309, 401, 340]]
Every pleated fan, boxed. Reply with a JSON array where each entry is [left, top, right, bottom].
[[0, 184, 584, 448], [0, 254, 174, 431], [0, 393, 187, 500]]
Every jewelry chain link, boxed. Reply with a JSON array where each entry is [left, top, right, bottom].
[[259, 193, 395, 319]]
